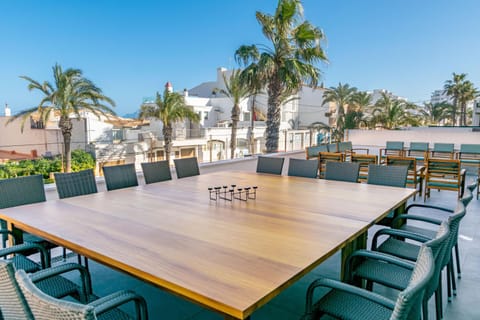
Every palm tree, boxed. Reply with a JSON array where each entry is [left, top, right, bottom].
[[457, 80, 478, 126], [322, 83, 357, 138], [216, 69, 251, 159], [235, 0, 327, 153], [444, 73, 466, 125], [369, 93, 418, 129], [139, 88, 199, 162], [347, 91, 372, 129], [7, 64, 115, 172], [235, 46, 263, 154], [418, 102, 451, 125]]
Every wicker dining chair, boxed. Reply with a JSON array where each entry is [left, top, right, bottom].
[[287, 158, 318, 178], [386, 155, 423, 199], [54, 169, 98, 271], [379, 141, 405, 163], [324, 161, 360, 183], [173, 157, 200, 179], [103, 164, 139, 191], [0, 175, 57, 262], [396, 187, 473, 283], [256, 156, 284, 175], [141, 160, 172, 184], [346, 222, 449, 320], [377, 201, 466, 306], [302, 246, 434, 320], [15, 262, 149, 320]]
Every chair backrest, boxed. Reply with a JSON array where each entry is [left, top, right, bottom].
[[459, 143, 480, 155], [367, 164, 408, 188], [324, 162, 360, 183], [431, 143, 455, 159], [0, 175, 46, 209], [423, 222, 450, 299], [408, 142, 429, 152], [102, 163, 139, 191], [351, 154, 378, 182], [337, 141, 353, 153], [407, 142, 429, 161], [327, 143, 338, 153], [425, 158, 462, 186], [0, 260, 33, 320], [141, 160, 172, 184], [386, 141, 404, 151], [16, 269, 97, 320], [305, 145, 328, 160], [256, 156, 284, 175], [458, 144, 480, 160], [390, 246, 434, 320], [173, 157, 200, 179], [287, 158, 318, 178], [0, 175, 46, 243], [54, 169, 98, 199], [441, 201, 466, 269]]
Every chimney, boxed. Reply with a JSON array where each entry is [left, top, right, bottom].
[[4, 103, 11, 116], [183, 88, 188, 97], [165, 82, 173, 93]]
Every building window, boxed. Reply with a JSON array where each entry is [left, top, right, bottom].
[[112, 129, 124, 142], [204, 112, 209, 120], [30, 118, 44, 129]]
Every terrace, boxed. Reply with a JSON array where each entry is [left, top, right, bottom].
[[27, 151, 479, 320]]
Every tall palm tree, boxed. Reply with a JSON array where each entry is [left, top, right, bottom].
[[347, 91, 372, 129], [444, 73, 466, 125], [7, 64, 115, 172], [457, 80, 478, 126], [139, 88, 199, 162], [235, 0, 327, 153], [322, 83, 357, 138], [217, 69, 251, 159]]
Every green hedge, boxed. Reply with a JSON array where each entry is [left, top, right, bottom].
[[0, 149, 95, 183]]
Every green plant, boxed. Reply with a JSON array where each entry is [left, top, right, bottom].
[[71, 149, 95, 172]]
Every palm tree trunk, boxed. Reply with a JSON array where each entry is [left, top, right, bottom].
[[230, 104, 240, 159], [266, 77, 282, 153], [163, 124, 173, 162], [59, 116, 73, 172], [452, 98, 458, 126], [461, 102, 467, 126], [247, 95, 256, 155]]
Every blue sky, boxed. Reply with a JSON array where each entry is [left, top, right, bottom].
[[1, 0, 479, 116]]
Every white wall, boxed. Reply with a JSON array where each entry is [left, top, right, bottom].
[[347, 127, 480, 149]]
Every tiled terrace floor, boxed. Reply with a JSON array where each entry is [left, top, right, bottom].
[[46, 156, 479, 320]]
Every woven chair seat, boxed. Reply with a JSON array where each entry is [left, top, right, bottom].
[[353, 259, 412, 291], [377, 238, 420, 261], [10, 255, 42, 273], [36, 276, 83, 301], [314, 289, 392, 320], [88, 292, 138, 320]]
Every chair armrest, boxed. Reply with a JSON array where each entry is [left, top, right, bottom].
[[304, 277, 395, 317], [345, 249, 415, 282], [30, 263, 92, 303], [0, 242, 49, 268], [89, 290, 148, 320], [372, 228, 431, 250], [406, 203, 454, 213], [391, 214, 443, 228]]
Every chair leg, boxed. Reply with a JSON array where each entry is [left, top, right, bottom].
[[449, 259, 457, 296], [447, 263, 452, 302], [455, 243, 461, 279], [422, 298, 428, 320], [435, 286, 443, 320]]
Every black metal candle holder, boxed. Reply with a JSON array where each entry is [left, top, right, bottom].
[[208, 185, 258, 202]]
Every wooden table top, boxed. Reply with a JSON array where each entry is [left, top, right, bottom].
[[0, 171, 415, 319]]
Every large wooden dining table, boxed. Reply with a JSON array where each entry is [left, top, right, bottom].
[[0, 171, 415, 319]]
